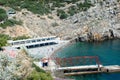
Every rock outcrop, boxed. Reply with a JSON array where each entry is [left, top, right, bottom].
[[0, 50, 33, 80]]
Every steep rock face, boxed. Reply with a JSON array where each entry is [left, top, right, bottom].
[[2, 0, 119, 41], [66, 0, 120, 41]]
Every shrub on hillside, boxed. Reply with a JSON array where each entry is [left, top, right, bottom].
[[26, 70, 53, 80], [26, 63, 53, 80], [0, 0, 50, 15], [57, 9, 68, 19], [0, 8, 7, 22], [32, 63, 45, 73], [20, 1, 50, 15], [68, 6, 78, 16], [52, 1, 65, 8], [0, 19, 22, 28], [77, 1, 93, 11], [60, 13, 68, 19], [0, 34, 10, 48]]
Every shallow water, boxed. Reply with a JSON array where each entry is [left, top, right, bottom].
[[55, 39, 120, 80]]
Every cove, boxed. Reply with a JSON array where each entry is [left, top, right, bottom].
[[55, 39, 120, 80]]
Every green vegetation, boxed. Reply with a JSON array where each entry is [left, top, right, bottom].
[[77, 1, 93, 11], [56, 0, 93, 18], [67, 1, 93, 16], [0, 0, 50, 15], [20, 0, 50, 15], [68, 6, 78, 16], [26, 70, 53, 80], [32, 63, 45, 73], [13, 35, 30, 41], [0, 19, 22, 28], [0, 8, 7, 22], [57, 9, 68, 19], [25, 63, 53, 80], [0, 34, 30, 48], [51, 1, 65, 8], [0, 8, 22, 28], [0, 0, 93, 20], [0, 34, 10, 48], [0, 0, 80, 15]]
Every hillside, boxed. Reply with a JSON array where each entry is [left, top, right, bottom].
[[0, 0, 120, 79], [0, 49, 53, 80], [0, 0, 120, 41]]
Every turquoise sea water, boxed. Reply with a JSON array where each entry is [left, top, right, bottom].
[[55, 39, 120, 80]]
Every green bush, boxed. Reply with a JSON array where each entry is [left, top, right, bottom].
[[32, 63, 45, 73], [26, 70, 53, 80], [25, 63, 53, 80], [52, 1, 65, 8], [0, 8, 7, 22], [77, 1, 93, 11], [68, 6, 78, 16], [0, 0, 6, 5], [60, 13, 68, 19], [0, 19, 22, 28], [57, 9, 68, 19], [0, 34, 10, 48]]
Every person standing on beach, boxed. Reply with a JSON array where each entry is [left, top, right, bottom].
[[42, 57, 48, 67]]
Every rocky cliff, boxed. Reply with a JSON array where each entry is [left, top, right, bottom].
[[0, 0, 120, 41]]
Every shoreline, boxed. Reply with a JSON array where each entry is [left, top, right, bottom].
[[50, 38, 120, 59], [33, 38, 120, 80], [50, 41, 73, 59]]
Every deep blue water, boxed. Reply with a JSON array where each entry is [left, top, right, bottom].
[[55, 39, 120, 80]]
